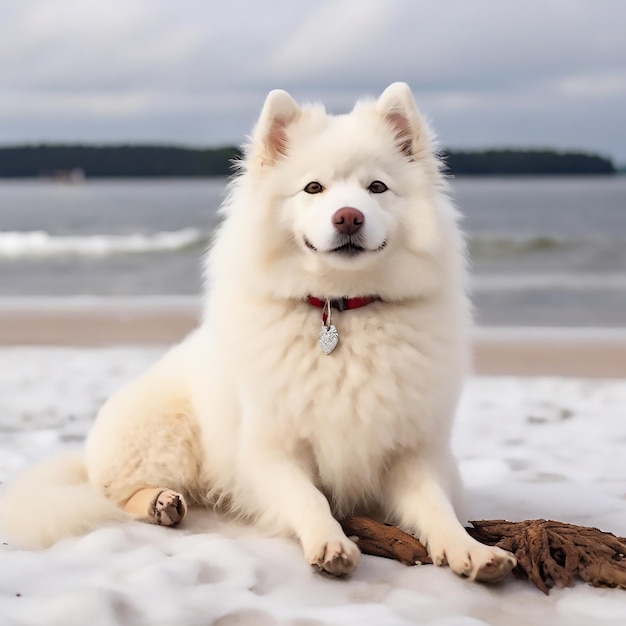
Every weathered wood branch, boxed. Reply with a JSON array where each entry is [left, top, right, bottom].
[[340, 516, 626, 594]]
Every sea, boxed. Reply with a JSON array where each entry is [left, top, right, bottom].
[[0, 176, 625, 327]]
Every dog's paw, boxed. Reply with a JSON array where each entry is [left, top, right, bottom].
[[150, 490, 187, 527], [468, 545, 516, 583], [306, 536, 360, 577], [431, 539, 516, 583]]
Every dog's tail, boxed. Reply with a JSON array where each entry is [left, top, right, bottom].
[[0, 453, 130, 548]]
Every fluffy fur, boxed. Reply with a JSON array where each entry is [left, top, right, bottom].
[[1, 84, 515, 581]]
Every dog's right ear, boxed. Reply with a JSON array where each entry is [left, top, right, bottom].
[[252, 90, 301, 166]]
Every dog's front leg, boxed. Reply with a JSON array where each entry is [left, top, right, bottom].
[[384, 450, 515, 582], [238, 444, 359, 576]]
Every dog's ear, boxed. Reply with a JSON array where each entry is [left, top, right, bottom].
[[376, 83, 433, 160], [252, 89, 301, 165]]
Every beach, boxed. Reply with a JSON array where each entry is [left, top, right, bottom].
[[1, 297, 625, 378], [1, 174, 625, 625], [0, 302, 625, 625]]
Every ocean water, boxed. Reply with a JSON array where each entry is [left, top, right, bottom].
[[0, 176, 625, 327]]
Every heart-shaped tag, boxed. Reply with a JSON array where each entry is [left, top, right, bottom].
[[318, 324, 339, 355]]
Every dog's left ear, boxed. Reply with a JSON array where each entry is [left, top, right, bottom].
[[376, 83, 433, 160], [252, 89, 301, 166]]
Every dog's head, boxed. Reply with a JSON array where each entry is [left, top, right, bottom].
[[215, 83, 464, 301]]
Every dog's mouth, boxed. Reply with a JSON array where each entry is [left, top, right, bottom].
[[330, 241, 366, 257], [304, 237, 388, 257]]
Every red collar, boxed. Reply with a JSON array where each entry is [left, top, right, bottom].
[[308, 295, 379, 323], [308, 295, 379, 311]]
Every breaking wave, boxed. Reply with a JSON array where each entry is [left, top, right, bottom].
[[468, 234, 573, 258], [0, 229, 207, 258]]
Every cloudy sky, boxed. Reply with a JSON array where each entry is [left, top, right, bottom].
[[2, 0, 625, 162]]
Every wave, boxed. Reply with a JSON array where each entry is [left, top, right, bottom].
[[468, 234, 575, 258], [0, 229, 207, 258], [472, 273, 626, 292]]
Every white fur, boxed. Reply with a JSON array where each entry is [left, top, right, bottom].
[[0, 83, 515, 580], [0, 453, 129, 547]]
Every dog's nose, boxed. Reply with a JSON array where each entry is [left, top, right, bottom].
[[332, 207, 364, 235]]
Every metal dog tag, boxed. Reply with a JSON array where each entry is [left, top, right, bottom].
[[318, 298, 339, 354], [318, 324, 339, 355]]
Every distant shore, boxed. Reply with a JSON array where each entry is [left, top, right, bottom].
[[0, 145, 617, 177], [1, 297, 624, 378]]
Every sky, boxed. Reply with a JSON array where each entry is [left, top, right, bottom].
[[1, 0, 626, 163]]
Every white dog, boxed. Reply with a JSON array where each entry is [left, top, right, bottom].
[[1, 83, 515, 582]]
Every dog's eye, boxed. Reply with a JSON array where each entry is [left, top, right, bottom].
[[304, 181, 324, 194], [368, 180, 388, 194]]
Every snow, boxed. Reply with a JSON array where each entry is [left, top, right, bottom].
[[1, 347, 625, 626]]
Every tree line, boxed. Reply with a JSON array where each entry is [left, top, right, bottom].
[[442, 149, 615, 175], [0, 145, 616, 177]]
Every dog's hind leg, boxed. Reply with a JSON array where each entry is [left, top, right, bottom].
[[122, 487, 188, 527], [85, 363, 204, 528]]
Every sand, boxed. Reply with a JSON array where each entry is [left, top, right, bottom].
[[0, 297, 625, 377]]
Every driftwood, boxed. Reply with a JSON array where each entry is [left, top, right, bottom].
[[340, 517, 626, 594], [468, 519, 626, 594], [340, 516, 432, 566]]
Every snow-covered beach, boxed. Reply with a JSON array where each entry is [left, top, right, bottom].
[[1, 329, 625, 625]]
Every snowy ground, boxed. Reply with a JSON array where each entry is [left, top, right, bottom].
[[0, 347, 625, 626]]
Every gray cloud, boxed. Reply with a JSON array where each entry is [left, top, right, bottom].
[[1, 0, 625, 161]]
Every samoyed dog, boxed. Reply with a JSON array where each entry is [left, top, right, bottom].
[[1, 83, 515, 582]]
